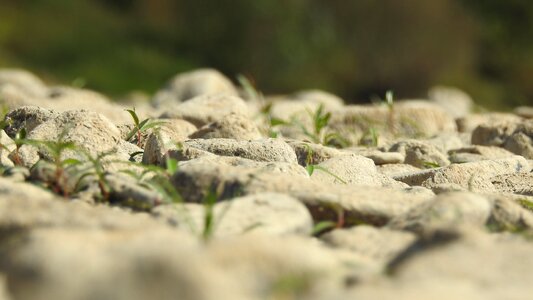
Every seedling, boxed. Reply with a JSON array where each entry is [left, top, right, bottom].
[[11, 128, 27, 166], [304, 145, 347, 184], [518, 199, 533, 212], [125, 108, 166, 147], [421, 161, 441, 169]]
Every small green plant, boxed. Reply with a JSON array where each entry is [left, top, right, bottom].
[[518, 198, 533, 212], [304, 145, 347, 184], [74, 149, 119, 202], [360, 127, 379, 147], [421, 161, 441, 169], [237, 74, 263, 102], [11, 128, 27, 166], [125, 108, 166, 147], [25, 131, 83, 196]]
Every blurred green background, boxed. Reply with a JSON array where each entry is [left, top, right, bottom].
[[1, 0, 532, 108]]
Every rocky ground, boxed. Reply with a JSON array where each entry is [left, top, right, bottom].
[[0, 68, 532, 300]]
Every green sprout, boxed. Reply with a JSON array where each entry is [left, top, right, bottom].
[[125, 107, 166, 147]]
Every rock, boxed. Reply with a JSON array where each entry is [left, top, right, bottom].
[[471, 120, 518, 146], [0, 69, 48, 97], [0, 177, 164, 230], [172, 161, 434, 225], [141, 119, 197, 165], [267, 90, 344, 124], [4, 106, 59, 137], [105, 173, 164, 210], [514, 106, 533, 119], [321, 225, 416, 268], [428, 86, 473, 118], [153, 193, 313, 237], [487, 195, 533, 231], [352, 229, 533, 300], [14, 110, 128, 167], [328, 100, 457, 146], [388, 140, 450, 169], [424, 133, 466, 153], [0, 227, 251, 300], [285, 140, 348, 166], [181, 138, 298, 163], [160, 94, 250, 127], [449, 145, 515, 163], [152, 68, 238, 107], [394, 156, 529, 192], [490, 173, 533, 196], [387, 192, 492, 233], [310, 154, 407, 188], [472, 119, 533, 159], [457, 113, 522, 133], [349, 147, 405, 165], [189, 113, 262, 140], [206, 234, 355, 299], [0, 131, 15, 167], [377, 163, 422, 177]]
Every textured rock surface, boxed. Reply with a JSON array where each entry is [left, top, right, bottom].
[[152, 68, 238, 107], [388, 140, 450, 168], [160, 94, 250, 127], [153, 193, 313, 237], [189, 113, 262, 140]]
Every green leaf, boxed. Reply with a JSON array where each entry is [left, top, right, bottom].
[[15, 128, 26, 141], [141, 120, 167, 131], [314, 166, 347, 184], [305, 164, 315, 176], [518, 199, 533, 211], [125, 108, 139, 126], [61, 158, 82, 166], [165, 158, 178, 174], [311, 221, 336, 236], [270, 118, 289, 127]]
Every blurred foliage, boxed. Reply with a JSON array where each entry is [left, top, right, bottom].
[[0, 0, 532, 108]]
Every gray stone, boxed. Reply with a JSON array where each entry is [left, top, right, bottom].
[[285, 140, 348, 166], [449, 145, 515, 163], [514, 106, 533, 119], [4, 106, 59, 138], [0, 69, 48, 97], [457, 113, 522, 133], [388, 140, 450, 168], [189, 113, 262, 140], [377, 163, 421, 178], [153, 193, 313, 237], [0, 131, 15, 167], [171, 161, 434, 225], [394, 156, 530, 192], [321, 225, 416, 267], [428, 86, 473, 118], [141, 119, 197, 165], [182, 138, 297, 163], [152, 68, 238, 107], [310, 154, 407, 188], [490, 173, 533, 196], [349, 147, 405, 165], [328, 101, 457, 146], [487, 195, 533, 231], [160, 94, 250, 127], [387, 192, 492, 233], [471, 120, 518, 146]]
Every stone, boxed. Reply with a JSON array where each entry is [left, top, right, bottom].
[[0, 227, 249, 300], [285, 140, 348, 166], [328, 100, 457, 146], [387, 192, 492, 233], [14, 110, 125, 167], [181, 138, 298, 163], [309, 154, 407, 188], [394, 156, 530, 192], [0, 130, 15, 167], [141, 119, 197, 165], [4, 106, 59, 137], [471, 120, 518, 146], [514, 106, 533, 119], [152, 68, 238, 107], [351, 230, 533, 300], [321, 225, 416, 268], [487, 195, 533, 231], [171, 161, 434, 225], [189, 113, 262, 140], [457, 113, 522, 133], [490, 173, 533, 196], [160, 94, 250, 127], [388, 140, 450, 168], [0, 69, 48, 97], [428, 86, 473, 118], [449, 145, 515, 163], [348, 147, 405, 165], [153, 193, 313, 237], [377, 163, 422, 177]]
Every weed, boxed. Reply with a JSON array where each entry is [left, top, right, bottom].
[[125, 108, 166, 147], [311, 220, 337, 236], [304, 145, 347, 184], [518, 198, 533, 212], [421, 161, 441, 169], [237, 74, 264, 102]]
